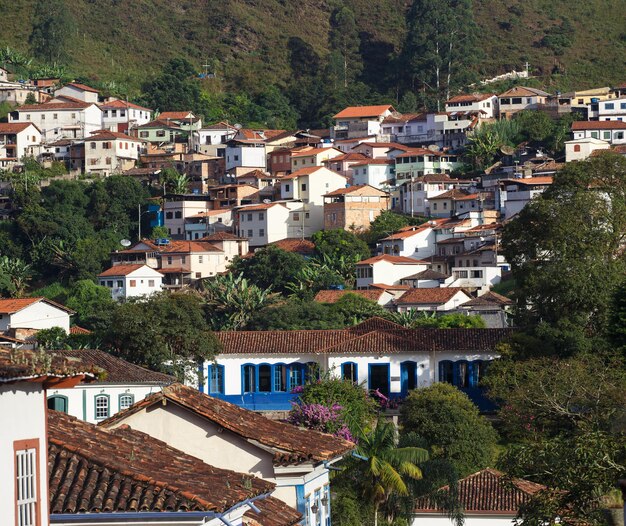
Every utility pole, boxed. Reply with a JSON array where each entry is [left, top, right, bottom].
[[138, 203, 142, 241]]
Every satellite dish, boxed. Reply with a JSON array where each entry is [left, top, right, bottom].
[[120, 239, 131, 247], [500, 145, 515, 156], [234, 123, 242, 129], [427, 144, 440, 152]]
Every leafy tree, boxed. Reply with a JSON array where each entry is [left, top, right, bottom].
[[65, 279, 116, 332], [399, 383, 498, 476], [228, 246, 307, 295], [402, 0, 480, 108], [502, 153, 626, 354], [352, 420, 428, 526], [465, 119, 521, 169], [362, 211, 425, 245], [313, 229, 371, 262], [0, 256, 33, 297], [329, 6, 363, 88], [410, 312, 486, 328], [201, 273, 273, 330], [246, 299, 347, 330], [103, 293, 220, 382], [254, 86, 299, 129], [150, 225, 170, 240], [29, 0, 73, 64], [330, 293, 389, 325], [515, 110, 555, 144], [141, 59, 202, 113], [286, 261, 346, 300], [35, 327, 68, 350]]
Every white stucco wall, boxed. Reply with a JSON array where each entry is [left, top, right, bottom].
[[411, 513, 515, 526], [0, 302, 71, 333], [0, 382, 49, 526]]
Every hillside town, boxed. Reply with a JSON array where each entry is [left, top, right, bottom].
[[1, 28, 626, 526]]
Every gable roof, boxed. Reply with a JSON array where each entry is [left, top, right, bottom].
[[324, 184, 388, 197], [280, 166, 326, 179], [396, 287, 470, 305], [499, 86, 551, 98], [447, 93, 495, 104], [314, 289, 387, 303], [0, 349, 100, 384], [15, 100, 91, 111], [88, 130, 143, 141], [357, 254, 428, 265], [462, 291, 513, 307], [572, 121, 626, 131], [50, 349, 175, 384], [333, 105, 395, 119], [429, 188, 473, 201], [291, 147, 341, 157], [64, 82, 99, 93], [100, 383, 354, 465], [98, 264, 163, 277], [158, 111, 195, 120], [99, 98, 151, 111], [49, 410, 274, 514], [402, 269, 450, 280], [0, 122, 40, 134], [0, 297, 74, 315], [414, 468, 545, 515]]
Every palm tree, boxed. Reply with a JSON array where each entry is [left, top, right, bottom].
[[0, 256, 33, 297], [354, 419, 429, 526]]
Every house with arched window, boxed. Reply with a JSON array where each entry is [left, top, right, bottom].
[[206, 318, 512, 411]]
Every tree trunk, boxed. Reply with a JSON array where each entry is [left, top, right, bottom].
[[374, 502, 379, 526], [446, 38, 454, 102]]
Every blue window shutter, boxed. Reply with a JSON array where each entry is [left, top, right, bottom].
[[452, 362, 460, 387], [468, 361, 475, 387], [296, 484, 306, 513]]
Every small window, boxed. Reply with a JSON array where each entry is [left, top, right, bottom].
[[167, 256, 173, 265], [247, 213, 253, 221], [116, 280, 123, 288], [573, 144, 581, 152], [165, 211, 173, 219], [106, 280, 113, 287], [129, 280, 136, 287], [119, 394, 134, 410], [285, 184, 290, 192], [243, 364, 256, 393], [199, 255, 203, 263], [341, 362, 358, 383], [90, 142, 96, 149], [605, 103, 615, 110], [438, 361, 454, 384], [247, 229, 253, 237], [175, 211, 182, 219], [15, 439, 40, 526], [258, 212, 264, 220], [301, 183, 307, 191], [208, 364, 225, 394], [148, 279, 155, 287], [47, 396, 68, 413], [94, 395, 109, 419], [273, 364, 287, 392], [259, 228, 265, 237], [258, 364, 272, 392]]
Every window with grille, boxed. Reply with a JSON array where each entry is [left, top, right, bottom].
[[95, 395, 109, 419], [119, 394, 134, 410], [15, 440, 39, 526]]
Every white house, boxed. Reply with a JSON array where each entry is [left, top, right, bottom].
[[98, 264, 164, 300], [236, 202, 293, 247], [571, 120, 626, 145], [54, 82, 100, 103], [49, 409, 300, 526], [9, 100, 103, 141], [185, 209, 234, 240], [565, 137, 611, 162], [351, 158, 395, 188], [400, 173, 467, 216], [331, 105, 395, 140], [378, 221, 445, 260], [412, 469, 546, 526], [290, 146, 343, 171], [355, 254, 429, 289], [588, 97, 626, 121], [100, 383, 352, 526], [395, 287, 472, 312], [445, 93, 498, 119], [495, 177, 553, 219], [192, 121, 237, 156], [205, 319, 512, 410], [0, 348, 96, 526], [498, 87, 551, 119], [100, 99, 152, 134], [84, 130, 144, 175], [0, 122, 42, 163], [46, 348, 174, 423], [0, 297, 73, 335]]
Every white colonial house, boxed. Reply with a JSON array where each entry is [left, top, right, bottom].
[[571, 120, 626, 145], [100, 99, 153, 134], [445, 93, 498, 119], [378, 221, 447, 260], [564, 137, 611, 162], [395, 287, 472, 312], [98, 264, 164, 300], [46, 348, 174, 424], [54, 82, 99, 103], [0, 348, 96, 526], [84, 130, 144, 175], [0, 297, 73, 335], [355, 254, 429, 289], [202, 318, 512, 412], [331, 105, 395, 140], [412, 469, 546, 526], [0, 122, 42, 164], [101, 383, 352, 526], [9, 100, 103, 141]]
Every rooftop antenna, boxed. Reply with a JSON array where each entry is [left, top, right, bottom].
[[120, 239, 131, 247]]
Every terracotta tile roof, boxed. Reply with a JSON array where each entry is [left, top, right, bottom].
[[281, 166, 329, 179], [203, 231, 246, 241], [0, 297, 74, 314], [99, 99, 151, 111], [49, 411, 273, 514], [100, 383, 353, 464], [447, 93, 495, 104], [15, 100, 91, 111], [324, 184, 388, 197], [270, 238, 316, 255], [0, 122, 39, 134], [382, 112, 425, 124], [98, 264, 161, 277], [333, 105, 395, 119], [322, 152, 368, 162], [314, 289, 386, 303], [65, 82, 99, 93], [356, 141, 412, 150], [88, 130, 143, 141], [402, 269, 449, 280], [396, 287, 470, 305], [236, 202, 286, 212], [69, 325, 92, 335], [381, 221, 445, 240], [246, 496, 302, 526], [572, 121, 626, 130], [463, 291, 513, 307], [347, 316, 404, 332], [159, 111, 195, 120], [502, 176, 553, 185], [291, 147, 340, 157], [50, 349, 174, 384], [350, 158, 395, 167], [238, 169, 271, 179], [429, 188, 472, 200], [140, 239, 224, 254], [415, 468, 546, 514], [213, 325, 513, 355], [499, 86, 551, 98], [357, 254, 429, 265], [0, 349, 100, 383], [369, 283, 411, 290]]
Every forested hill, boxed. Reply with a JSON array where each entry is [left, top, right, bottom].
[[0, 0, 624, 125]]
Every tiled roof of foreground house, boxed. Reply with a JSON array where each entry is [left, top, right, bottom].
[[396, 287, 469, 305], [49, 410, 301, 525], [50, 348, 175, 385], [212, 321, 513, 355], [100, 383, 354, 465], [415, 468, 545, 514], [0, 348, 100, 383]]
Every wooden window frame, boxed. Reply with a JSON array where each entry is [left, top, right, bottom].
[[14, 438, 41, 526]]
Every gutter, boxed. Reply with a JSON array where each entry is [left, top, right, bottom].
[[50, 492, 273, 525]]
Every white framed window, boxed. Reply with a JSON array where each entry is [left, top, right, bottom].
[[15, 439, 39, 526], [95, 395, 110, 419], [119, 394, 134, 410]]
